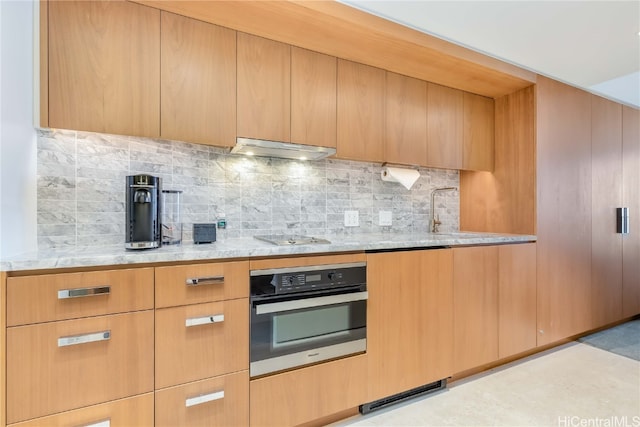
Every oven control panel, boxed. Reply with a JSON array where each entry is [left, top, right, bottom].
[[250, 262, 366, 296]]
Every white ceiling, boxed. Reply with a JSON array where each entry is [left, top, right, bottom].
[[340, 0, 640, 107]]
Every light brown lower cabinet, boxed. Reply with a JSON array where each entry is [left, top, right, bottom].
[[9, 393, 154, 427], [155, 298, 249, 389], [250, 354, 367, 427], [498, 243, 537, 359], [6, 311, 154, 424], [453, 246, 499, 373], [366, 249, 453, 402], [155, 371, 249, 427]]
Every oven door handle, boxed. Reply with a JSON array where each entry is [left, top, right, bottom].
[[255, 291, 368, 315]]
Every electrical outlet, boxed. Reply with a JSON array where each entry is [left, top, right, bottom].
[[379, 211, 392, 226], [344, 210, 359, 227]]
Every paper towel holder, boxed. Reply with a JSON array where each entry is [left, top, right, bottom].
[[381, 162, 419, 170]]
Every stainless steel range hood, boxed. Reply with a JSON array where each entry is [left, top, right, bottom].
[[231, 137, 336, 161]]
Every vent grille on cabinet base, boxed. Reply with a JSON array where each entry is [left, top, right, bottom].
[[359, 378, 448, 415]]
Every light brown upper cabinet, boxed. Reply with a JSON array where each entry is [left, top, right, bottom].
[[427, 83, 463, 169], [291, 47, 337, 148], [622, 106, 640, 318], [237, 33, 291, 143], [463, 93, 495, 171], [47, 1, 160, 138], [161, 12, 236, 147], [385, 72, 428, 165], [337, 60, 385, 162]]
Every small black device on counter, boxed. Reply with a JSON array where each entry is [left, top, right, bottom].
[[125, 174, 161, 250], [193, 223, 217, 244]]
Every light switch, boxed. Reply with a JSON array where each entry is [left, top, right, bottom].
[[379, 211, 392, 226]]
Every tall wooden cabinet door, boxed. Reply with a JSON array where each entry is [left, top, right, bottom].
[[161, 12, 236, 147], [237, 33, 290, 142], [337, 59, 385, 162], [291, 47, 337, 148], [498, 243, 537, 359], [367, 249, 453, 402], [48, 1, 160, 138], [427, 83, 463, 169], [385, 72, 427, 166], [463, 92, 495, 171], [591, 95, 623, 327], [536, 76, 592, 346], [453, 246, 498, 373], [622, 106, 640, 317]]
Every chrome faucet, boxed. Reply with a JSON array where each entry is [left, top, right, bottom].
[[430, 187, 457, 233]]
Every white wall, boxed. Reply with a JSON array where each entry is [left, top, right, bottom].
[[0, 0, 38, 258]]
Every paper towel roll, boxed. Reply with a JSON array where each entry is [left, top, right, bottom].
[[381, 167, 420, 190]]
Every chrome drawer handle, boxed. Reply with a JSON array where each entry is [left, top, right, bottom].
[[185, 276, 224, 286], [58, 330, 111, 347], [58, 286, 110, 299], [79, 419, 110, 427], [185, 390, 224, 407], [185, 314, 224, 327]]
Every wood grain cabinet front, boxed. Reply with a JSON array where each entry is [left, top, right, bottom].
[[155, 299, 249, 389], [155, 261, 249, 308], [6, 311, 154, 424], [7, 268, 154, 326], [47, 0, 160, 137], [9, 393, 154, 427], [155, 371, 249, 427]]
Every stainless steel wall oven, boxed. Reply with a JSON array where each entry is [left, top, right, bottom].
[[249, 262, 367, 377]]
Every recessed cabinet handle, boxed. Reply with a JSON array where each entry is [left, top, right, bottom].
[[185, 314, 224, 327], [58, 286, 110, 299], [78, 419, 110, 427], [185, 390, 224, 408], [58, 330, 111, 347], [185, 276, 224, 286]]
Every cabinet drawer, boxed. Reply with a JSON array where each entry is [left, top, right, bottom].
[[155, 371, 249, 427], [250, 354, 367, 427], [7, 311, 154, 424], [155, 299, 249, 388], [155, 261, 248, 308], [7, 268, 154, 326], [9, 393, 154, 427]]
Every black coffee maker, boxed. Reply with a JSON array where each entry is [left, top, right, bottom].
[[126, 174, 161, 249]]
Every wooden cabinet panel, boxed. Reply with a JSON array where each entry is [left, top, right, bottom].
[[291, 47, 337, 148], [155, 371, 249, 427], [622, 106, 640, 317], [155, 299, 249, 389], [337, 59, 385, 162], [366, 249, 453, 402], [161, 12, 236, 146], [384, 71, 427, 166], [250, 354, 367, 427], [498, 243, 537, 359], [249, 253, 365, 271], [463, 92, 495, 171], [237, 32, 291, 142], [591, 95, 623, 327], [536, 76, 592, 345], [453, 246, 498, 373], [10, 393, 154, 427], [48, 1, 160, 137], [155, 261, 249, 308], [6, 311, 154, 424], [7, 268, 154, 326], [460, 85, 536, 234], [427, 82, 463, 169]]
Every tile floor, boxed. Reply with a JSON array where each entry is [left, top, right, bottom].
[[334, 321, 640, 427]]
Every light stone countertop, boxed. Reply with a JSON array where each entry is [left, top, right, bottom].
[[0, 232, 536, 272]]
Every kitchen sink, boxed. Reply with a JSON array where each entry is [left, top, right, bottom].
[[253, 234, 331, 245]]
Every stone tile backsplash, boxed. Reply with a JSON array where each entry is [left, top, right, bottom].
[[36, 129, 459, 249]]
